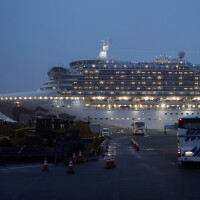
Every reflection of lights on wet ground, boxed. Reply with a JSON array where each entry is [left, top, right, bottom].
[[106, 143, 117, 156]]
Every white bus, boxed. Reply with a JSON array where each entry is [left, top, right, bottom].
[[177, 115, 200, 164], [131, 121, 146, 135]]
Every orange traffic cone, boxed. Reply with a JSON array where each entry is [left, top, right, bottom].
[[42, 158, 49, 172], [72, 152, 76, 162], [67, 160, 75, 174], [105, 156, 116, 169], [104, 157, 111, 169], [110, 156, 116, 168], [76, 151, 85, 164]]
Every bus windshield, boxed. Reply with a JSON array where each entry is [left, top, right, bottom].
[[178, 118, 200, 129], [135, 122, 145, 127]]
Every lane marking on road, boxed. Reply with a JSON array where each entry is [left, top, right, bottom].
[[0, 164, 54, 171], [143, 148, 155, 151], [171, 162, 176, 165]]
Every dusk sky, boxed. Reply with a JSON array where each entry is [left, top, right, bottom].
[[0, 0, 200, 93]]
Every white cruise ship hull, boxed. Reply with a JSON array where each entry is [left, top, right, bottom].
[[0, 98, 198, 130]]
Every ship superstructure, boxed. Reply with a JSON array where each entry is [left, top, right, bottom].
[[1, 41, 200, 129]]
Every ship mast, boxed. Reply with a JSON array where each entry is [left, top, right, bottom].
[[98, 40, 110, 60]]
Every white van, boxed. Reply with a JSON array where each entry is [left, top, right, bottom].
[[131, 121, 145, 135]]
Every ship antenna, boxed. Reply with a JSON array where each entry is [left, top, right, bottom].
[[98, 40, 110, 60]]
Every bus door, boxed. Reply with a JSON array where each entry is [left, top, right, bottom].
[[177, 117, 200, 163]]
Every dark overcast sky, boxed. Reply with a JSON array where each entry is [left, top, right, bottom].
[[0, 0, 200, 93]]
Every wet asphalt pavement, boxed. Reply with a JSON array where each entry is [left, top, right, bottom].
[[1, 129, 200, 200]]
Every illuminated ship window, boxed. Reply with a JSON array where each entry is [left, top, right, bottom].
[[111, 118, 114, 120], [116, 118, 119, 120]]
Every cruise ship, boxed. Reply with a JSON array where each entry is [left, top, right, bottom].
[[1, 41, 200, 129]]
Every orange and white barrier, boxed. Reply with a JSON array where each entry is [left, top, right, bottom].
[[131, 138, 140, 151]]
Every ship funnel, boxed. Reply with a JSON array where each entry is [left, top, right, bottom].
[[99, 40, 110, 60], [178, 51, 185, 61]]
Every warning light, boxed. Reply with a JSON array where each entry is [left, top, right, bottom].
[[178, 148, 181, 157], [178, 118, 183, 127]]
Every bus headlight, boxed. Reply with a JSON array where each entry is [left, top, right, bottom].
[[185, 151, 193, 156]]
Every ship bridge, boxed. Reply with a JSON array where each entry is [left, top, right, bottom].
[[48, 66, 68, 80]]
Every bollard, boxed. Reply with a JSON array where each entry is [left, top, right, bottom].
[[164, 127, 166, 135]]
